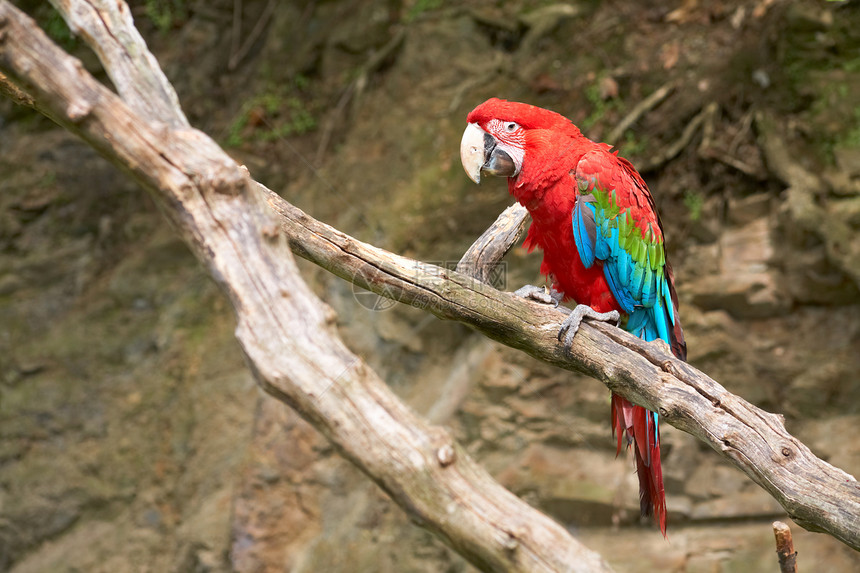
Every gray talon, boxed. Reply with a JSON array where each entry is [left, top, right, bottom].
[[558, 304, 621, 347], [515, 284, 563, 307]]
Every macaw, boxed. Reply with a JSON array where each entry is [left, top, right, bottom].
[[459, 98, 686, 535]]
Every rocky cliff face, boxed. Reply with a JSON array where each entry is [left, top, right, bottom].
[[2, 1, 859, 572]]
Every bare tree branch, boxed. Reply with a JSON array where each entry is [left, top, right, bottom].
[[275, 191, 860, 549], [605, 81, 675, 145], [773, 521, 799, 573], [2, 0, 859, 560], [0, 2, 614, 571], [227, 0, 276, 71], [49, 0, 189, 127], [456, 202, 530, 284], [264, 189, 860, 552]]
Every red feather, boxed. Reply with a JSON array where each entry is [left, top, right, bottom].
[[612, 394, 668, 536]]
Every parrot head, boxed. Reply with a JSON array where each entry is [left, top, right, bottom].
[[459, 98, 582, 185]]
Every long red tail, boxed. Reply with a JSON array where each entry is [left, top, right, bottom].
[[611, 393, 667, 536]]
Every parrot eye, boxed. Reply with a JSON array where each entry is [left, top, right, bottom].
[[504, 122, 520, 133]]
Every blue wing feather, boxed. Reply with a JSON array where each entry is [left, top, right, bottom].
[[573, 197, 596, 269], [603, 261, 636, 313], [617, 249, 631, 286], [571, 152, 675, 348]]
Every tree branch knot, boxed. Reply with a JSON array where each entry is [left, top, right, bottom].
[[500, 528, 521, 552], [436, 444, 456, 467]]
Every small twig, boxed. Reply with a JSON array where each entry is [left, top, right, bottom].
[[697, 106, 764, 178], [756, 112, 824, 193], [227, 0, 275, 71], [728, 108, 754, 156], [456, 202, 530, 285], [698, 101, 718, 154], [701, 148, 764, 178], [605, 81, 675, 144], [773, 521, 798, 573], [316, 29, 405, 161], [448, 65, 502, 114], [639, 103, 711, 172], [315, 81, 356, 162], [230, 0, 242, 63], [357, 28, 406, 79]]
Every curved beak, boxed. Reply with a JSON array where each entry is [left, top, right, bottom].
[[459, 123, 517, 184]]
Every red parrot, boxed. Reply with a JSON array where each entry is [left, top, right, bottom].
[[460, 98, 686, 535]]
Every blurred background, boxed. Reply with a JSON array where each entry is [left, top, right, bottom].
[[1, 0, 859, 571]]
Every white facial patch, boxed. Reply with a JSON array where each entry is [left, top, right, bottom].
[[486, 118, 526, 176]]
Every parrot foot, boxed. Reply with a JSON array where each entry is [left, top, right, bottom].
[[558, 305, 621, 347], [514, 284, 564, 307]]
